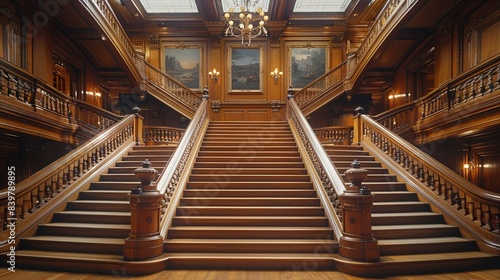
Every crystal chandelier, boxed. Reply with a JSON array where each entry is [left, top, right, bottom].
[[224, 0, 269, 46]]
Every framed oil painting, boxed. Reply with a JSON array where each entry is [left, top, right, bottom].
[[162, 45, 201, 90], [289, 45, 329, 89], [228, 46, 263, 93]]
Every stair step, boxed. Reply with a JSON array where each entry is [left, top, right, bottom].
[[20, 236, 124, 254], [188, 174, 311, 182], [371, 191, 419, 202], [171, 216, 329, 227], [196, 150, 300, 157], [37, 222, 130, 238], [78, 190, 130, 200], [336, 167, 389, 174], [164, 239, 338, 253], [193, 162, 305, 169], [67, 200, 130, 211], [190, 168, 308, 175], [182, 189, 318, 197], [373, 224, 461, 239], [329, 155, 375, 161], [53, 211, 130, 224], [107, 166, 165, 174], [200, 146, 298, 151], [342, 174, 397, 182], [165, 253, 335, 270], [202, 141, 296, 146], [372, 212, 445, 225], [179, 197, 320, 206], [176, 206, 324, 216], [378, 237, 478, 255], [185, 181, 313, 189], [167, 226, 333, 239], [114, 160, 168, 167], [372, 201, 431, 213], [89, 182, 140, 190], [356, 182, 408, 191], [332, 161, 382, 168], [121, 155, 171, 161], [99, 174, 141, 182], [195, 156, 303, 162]]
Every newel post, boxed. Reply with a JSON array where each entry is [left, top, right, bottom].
[[352, 106, 364, 145], [339, 159, 380, 262], [133, 107, 143, 145], [123, 159, 164, 260]]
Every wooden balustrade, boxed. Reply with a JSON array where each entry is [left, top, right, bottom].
[[157, 98, 209, 238], [313, 126, 353, 145], [143, 126, 184, 145], [287, 97, 345, 241], [358, 114, 500, 245], [75, 100, 121, 131], [0, 114, 136, 243], [420, 58, 500, 119]]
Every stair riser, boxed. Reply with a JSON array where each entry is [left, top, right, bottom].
[[200, 146, 298, 151], [373, 228, 461, 239], [179, 198, 320, 207], [355, 182, 407, 191], [372, 204, 431, 213], [372, 215, 445, 225], [182, 190, 317, 197], [172, 217, 329, 227], [54, 213, 130, 224], [20, 240, 123, 255], [37, 226, 129, 238], [202, 141, 296, 146], [165, 243, 337, 254], [89, 182, 140, 191], [379, 241, 478, 255], [330, 156, 375, 161], [166, 257, 335, 270], [185, 182, 313, 190], [79, 191, 129, 201], [371, 193, 419, 202], [99, 175, 140, 182], [193, 163, 305, 169], [121, 156, 171, 161], [191, 169, 308, 175], [342, 175, 397, 182], [188, 175, 311, 182], [197, 151, 301, 157], [115, 161, 168, 167], [67, 202, 130, 212], [195, 157, 303, 163], [167, 229, 332, 239], [176, 207, 324, 216]]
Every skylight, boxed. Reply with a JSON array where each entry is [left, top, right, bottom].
[[139, 0, 198, 13], [293, 0, 352, 13], [221, 0, 270, 13]]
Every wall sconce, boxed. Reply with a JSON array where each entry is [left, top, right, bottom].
[[209, 68, 220, 84], [270, 68, 282, 83]]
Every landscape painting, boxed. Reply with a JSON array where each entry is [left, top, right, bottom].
[[290, 47, 327, 89], [230, 47, 261, 91], [164, 47, 201, 89]]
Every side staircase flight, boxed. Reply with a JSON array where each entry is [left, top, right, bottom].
[[11, 145, 176, 271]]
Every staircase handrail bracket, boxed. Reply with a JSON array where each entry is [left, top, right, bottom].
[[359, 114, 500, 251], [287, 98, 345, 240]]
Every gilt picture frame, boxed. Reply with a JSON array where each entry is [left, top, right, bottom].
[[161, 44, 202, 90], [228, 45, 263, 93], [288, 43, 329, 89]]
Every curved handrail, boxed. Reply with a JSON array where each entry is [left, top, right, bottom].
[[0, 114, 136, 240], [359, 114, 500, 250], [287, 97, 345, 240]]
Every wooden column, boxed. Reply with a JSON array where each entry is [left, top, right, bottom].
[[123, 159, 163, 260], [339, 160, 379, 262]]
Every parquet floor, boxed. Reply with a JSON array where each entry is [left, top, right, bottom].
[[1, 268, 499, 280]]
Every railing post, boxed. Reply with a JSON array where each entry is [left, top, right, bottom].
[[339, 160, 379, 262], [352, 106, 364, 145], [133, 107, 143, 145], [123, 159, 163, 260]]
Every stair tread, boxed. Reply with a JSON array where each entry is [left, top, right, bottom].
[[378, 237, 474, 245], [372, 212, 441, 217], [165, 239, 336, 244], [39, 222, 130, 229], [166, 252, 334, 258], [380, 251, 499, 262], [70, 200, 129, 204], [373, 224, 456, 230], [23, 236, 125, 244], [170, 226, 331, 230], [57, 211, 130, 216], [14, 250, 124, 260]]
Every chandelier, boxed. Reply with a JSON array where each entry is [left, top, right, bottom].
[[224, 0, 269, 46]]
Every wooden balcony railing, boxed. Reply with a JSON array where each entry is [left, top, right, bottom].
[[419, 57, 500, 120], [143, 126, 185, 145], [356, 112, 500, 252], [313, 126, 353, 145], [287, 97, 345, 241], [0, 114, 138, 249]]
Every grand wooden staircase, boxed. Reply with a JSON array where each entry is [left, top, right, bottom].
[[13, 145, 176, 271], [165, 121, 338, 269], [324, 143, 499, 273]]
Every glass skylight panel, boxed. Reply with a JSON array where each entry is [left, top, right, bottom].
[[139, 0, 198, 13], [222, 0, 270, 13], [293, 0, 352, 12]]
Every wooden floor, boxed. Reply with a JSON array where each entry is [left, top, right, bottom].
[[1, 268, 500, 280]]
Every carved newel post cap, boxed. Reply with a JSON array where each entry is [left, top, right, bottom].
[[132, 106, 141, 115], [344, 159, 370, 194], [287, 86, 294, 100], [133, 159, 158, 191], [355, 106, 364, 115], [202, 86, 209, 99]]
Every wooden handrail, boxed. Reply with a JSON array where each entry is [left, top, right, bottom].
[[358, 114, 500, 251], [287, 97, 344, 241], [156, 98, 209, 238], [0, 114, 137, 249]]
